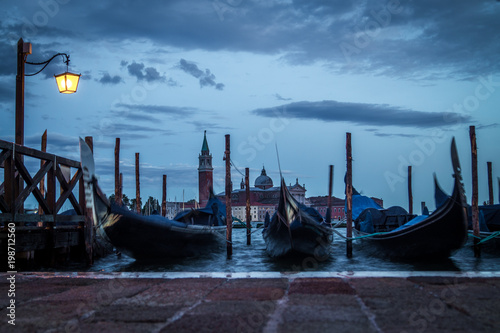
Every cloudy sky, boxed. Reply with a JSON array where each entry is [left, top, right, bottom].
[[1, 0, 499, 211]]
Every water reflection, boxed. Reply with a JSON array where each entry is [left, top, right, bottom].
[[85, 228, 499, 273]]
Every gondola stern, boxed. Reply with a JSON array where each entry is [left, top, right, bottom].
[[79, 138, 110, 228], [450, 137, 469, 242]]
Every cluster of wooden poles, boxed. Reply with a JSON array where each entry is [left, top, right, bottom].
[[347, 126, 495, 259], [111, 126, 493, 259]]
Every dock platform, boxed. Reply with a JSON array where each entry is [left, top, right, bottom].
[[1, 272, 499, 332]]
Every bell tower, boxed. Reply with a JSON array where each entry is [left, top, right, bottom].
[[198, 130, 213, 207]]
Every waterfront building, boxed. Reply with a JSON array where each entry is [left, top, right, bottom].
[[307, 195, 383, 221], [190, 131, 383, 222], [216, 166, 307, 222]]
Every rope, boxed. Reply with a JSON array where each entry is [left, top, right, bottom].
[[332, 228, 388, 240], [468, 233, 482, 240], [233, 218, 264, 233], [251, 226, 264, 234], [477, 231, 500, 245], [230, 159, 245, 177], [331, 220, 345, 228], [228, 218, 265, 234]]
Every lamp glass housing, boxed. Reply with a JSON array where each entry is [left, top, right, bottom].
[[54, 72, 81, 94]]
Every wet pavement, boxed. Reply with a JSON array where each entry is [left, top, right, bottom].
[[1, 272, 499, 332]]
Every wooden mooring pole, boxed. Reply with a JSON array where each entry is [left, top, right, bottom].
[[408, 165, 413, 215], [15, 39, 25, 213], [38, 130, 47, 219], [470, 126, 480, 257], [327, 165, 334, 225], [346, 133, 353, 258], [115, 138, 121, 205], [84, 136, 94, 265], [162, 174, 167, 217], [119, 173, 123, 206], [225, 134, 232, 258], [245, 167, 251, 245], [135, 152, 141, 214], [487, 162, 493, 205]]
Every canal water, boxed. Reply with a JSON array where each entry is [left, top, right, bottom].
[[84, 228, 500, 273]]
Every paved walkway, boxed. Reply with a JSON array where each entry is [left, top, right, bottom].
[[1, 272, 499, 332]]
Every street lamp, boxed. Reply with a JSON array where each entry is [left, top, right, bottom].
[[54, 71, 81, 94], [15, 38, 81, 146]]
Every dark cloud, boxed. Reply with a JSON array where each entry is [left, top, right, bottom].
[[110, 110, 159, 123], [252, 100, 473, 128], [369, 132, 423, 138], [275, 93, 292, 101], [97, 72, 123, 85], [127, 61, 165, 82], [179, 59, 224, 90], [2, 1, 498, 80], [189, 120, 232, 132], [92, 121, 174, 139], [476, 123, 499, 130], [114, 103, 198, 118]]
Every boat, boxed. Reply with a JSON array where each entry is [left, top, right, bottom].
[[352, 138, 468, 259], [79, 138, 226, 261], [434, 174, 500, 232], [173, 188, 226, 226], [434, 169, 500, 254], [262, 177, 333, 258]]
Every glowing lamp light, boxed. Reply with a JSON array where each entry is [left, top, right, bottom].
[[54, 72, 81, 94]]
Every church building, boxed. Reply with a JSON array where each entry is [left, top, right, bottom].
[[198, 130, 213, 207], [217, 166, 307, 222]]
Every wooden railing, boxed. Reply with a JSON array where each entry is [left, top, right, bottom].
[[0, 139, 84, 222], [0, 138, 93, 264]]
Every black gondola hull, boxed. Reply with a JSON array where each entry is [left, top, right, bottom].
[[80, 138, 226, 261], [354, 202, 467, 259], [353, 138, 468, 259], [96, 196, 226, 261], [263, 178, 333, 258]]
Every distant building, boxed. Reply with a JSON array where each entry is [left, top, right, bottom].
[[307, 196, 347, 221], [217, 166, 307, 222], [164, 202, 182, 220], [307, 195, 384, 221], [198, 130, 213, 207], [175, 132, 384, 223]]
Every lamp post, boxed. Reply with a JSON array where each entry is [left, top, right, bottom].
[[15, 37, 81, 146], [14, 38, 80, 214]]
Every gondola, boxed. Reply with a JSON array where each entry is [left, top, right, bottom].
[[352, 138, 468, 259], [263, 177, 333, 258], [435, 173, 500, 232], [80, 138, 226, 261], [435, 168, 500, 254], [173, 188, 227, 226]]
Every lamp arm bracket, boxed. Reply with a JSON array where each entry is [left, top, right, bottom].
[[25, 53, 70, 77]]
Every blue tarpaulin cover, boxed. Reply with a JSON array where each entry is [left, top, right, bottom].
[[393, 215, 429, 231]]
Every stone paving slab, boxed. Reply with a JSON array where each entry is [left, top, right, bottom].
[[0, 273, 499, 332]]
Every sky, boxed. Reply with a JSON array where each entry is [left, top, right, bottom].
[[1, 0, 499, 212]]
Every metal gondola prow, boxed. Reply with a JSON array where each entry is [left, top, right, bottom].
[[450, 137, 467, 208]]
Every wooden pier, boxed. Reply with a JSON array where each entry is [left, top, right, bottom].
[[0, 139, 94, 267]]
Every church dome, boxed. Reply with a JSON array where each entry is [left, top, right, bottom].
[[255, 166, 273, 189]]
